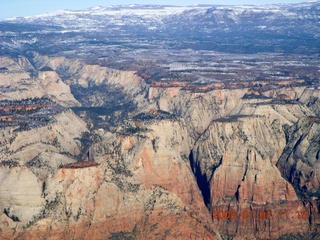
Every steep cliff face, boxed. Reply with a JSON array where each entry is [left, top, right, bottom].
[[193, 115, 286, 175], [0, 109, 88, 164], [119, 119, 202, 209], [0, 109, 89, 231], [87, 117, 220, 237], [192, 115, 312, 239], [0, 57, 25, 71], [0, 165, 220, 240], [277, 117, 320, 217], [36, 71, 80, 107], [31, 54, 149, 107], [148, 87, 250, 140], [238, 102, 312, 126], [147, 86, 311, 141], [0, 166, 45, 222], [0, 57, 79, 107], [0, 118, 221, 239], [299, 88, 320, 116]]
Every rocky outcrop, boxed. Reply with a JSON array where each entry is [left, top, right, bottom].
[[0, 57, 79, 107], [0, 109, 88, 162], [193, 114, 286, 175], [148, 87, 251, 139], [1, 54, 320, 239], [277, 117, 320, 223], [0, 57, 24, 71], [0, 109, 89, 234], [31, 54, 148, 108], [0, 115, 220, 239], [238, 101, 312, 126], [299, 88, 320, 115], [192, 114, 314, 238], [0, 164, 220, 240], [0, 166, 45, 222]]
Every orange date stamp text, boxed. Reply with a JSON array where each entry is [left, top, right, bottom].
[[212, 209, 308, 220]]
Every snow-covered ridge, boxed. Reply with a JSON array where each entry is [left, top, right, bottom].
[[7, 2, 318, 21], [4, 1, 319, 30], [8, 5, 197, 21]]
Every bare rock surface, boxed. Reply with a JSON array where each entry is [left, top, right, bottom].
[[1, 55, 320, 239]]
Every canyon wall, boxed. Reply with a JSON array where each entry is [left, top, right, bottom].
[[0, 55, 320, 239]]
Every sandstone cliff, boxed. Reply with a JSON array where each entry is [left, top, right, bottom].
[[0, 56, 79, 107], [0, 116, 221, 239]]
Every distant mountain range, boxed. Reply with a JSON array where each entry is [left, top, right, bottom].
[[0, 2, 319, 56]]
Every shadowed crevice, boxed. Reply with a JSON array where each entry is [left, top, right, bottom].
[[189, 150, 211, 208]]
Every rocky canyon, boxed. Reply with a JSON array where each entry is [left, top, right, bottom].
[[1, 2, 320, 239], [0, 53, 319, 240]]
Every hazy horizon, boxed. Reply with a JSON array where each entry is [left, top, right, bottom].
[[0, 0, 315, 20]]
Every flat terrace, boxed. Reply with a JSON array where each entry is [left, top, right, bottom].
[[147, 78, 305, 93]]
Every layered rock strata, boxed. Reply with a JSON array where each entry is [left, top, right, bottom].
[[0, 55, 320, 239]]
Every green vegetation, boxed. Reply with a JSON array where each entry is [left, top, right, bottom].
[[151, 138, 158, 152], [0, 160, 19, 168], [76, 131, 92, 162], [132, 110, 176, 122], [0, 97, 61, 131], [213, 115, 257, 123], [27, 194, 61, 227], [242, 92, 271, 99], [72, 106, 121, 115], [255, 100, 301, 106], [122, 126, 149, 134], [108, 161, 133, 178], [109, 232, 136, 240], [276, 232, 320, 240], [70, 84, 137, 131], [0, 97, 54, 107], [3, 208, 20, 222]]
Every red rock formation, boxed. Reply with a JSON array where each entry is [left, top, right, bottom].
[[210, 150, 310, 239]]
